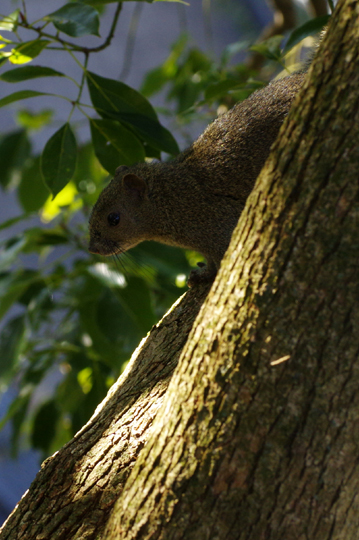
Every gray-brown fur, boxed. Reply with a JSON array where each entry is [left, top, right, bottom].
[[89, 71, 306, 285]]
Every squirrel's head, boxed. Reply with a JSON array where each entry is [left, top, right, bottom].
[[88, 165, 152, 257]]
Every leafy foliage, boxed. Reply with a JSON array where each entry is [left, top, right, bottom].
[[0, 0, 329, 458], [41, 123, 78, 198], [46, 3, 101, 38]]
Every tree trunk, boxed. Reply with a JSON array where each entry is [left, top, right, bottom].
[[103, 1, 359, 538], [1, 1, 358, 539]]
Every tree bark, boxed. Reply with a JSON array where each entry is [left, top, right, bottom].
[[102, 1, 359, 538]]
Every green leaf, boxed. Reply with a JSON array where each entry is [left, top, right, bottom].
[[205, 79, 263, 101], [0, 391, 32, 458], [74, 273, 138, 365], [0, 10, 20, 32], [79, 298, 128, 365], [0, 315, 26, 381], [221, 40, 251, 65], [31, 400, 59, 453], [9, 40, 51, 65], [114, 276, 156, 334], [23, 228, 68, 250], [284, 16, 331, 54], [141, 36, 187, 97], [0, 393, 30, 434], [18, 157, 49, 213], [95, 288, 144, 351], [41, 123, 77, 198], [16, 109, 53, 131], [133, 242, 190, 278], [0, 35, 12, 45], [87, 71, 179, 155], [0, 65, 65, 82], [140, 66, 170, 98], [56, 369, 84, 414], [0, 214, 30, 231], [0, 129, 31, 188], [0, 90, 49, 109], [87, 71, 157, 119], [144, 143, 161, 160], [18, 279, 48, 308], [0, 56, 10, 67], [72, 142, 108, 205], [250, 35, 283, 62], [0, 271, 39, 319], [87, 268, 156, 336], [46, 3, 100, 37], [90, 118, 145, 174], [121, 114, 179, 155], [0, 236, 27, 272]]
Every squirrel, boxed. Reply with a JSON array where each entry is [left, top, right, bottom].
[[89, 70, 306, 286]]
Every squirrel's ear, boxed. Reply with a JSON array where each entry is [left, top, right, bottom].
[[122, 173, 147, 201]]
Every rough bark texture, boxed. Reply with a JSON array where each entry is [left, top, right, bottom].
[[103, 1, 359, 538], [0, 285, 210, 540]]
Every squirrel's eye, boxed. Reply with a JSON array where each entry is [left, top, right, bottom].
[[107, 212, 120, 226]]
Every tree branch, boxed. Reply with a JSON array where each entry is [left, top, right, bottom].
[[0, 284, 210, 540], [18, 2, 122, 54]]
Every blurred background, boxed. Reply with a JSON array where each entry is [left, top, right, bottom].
[[0, 0, 329, 525]]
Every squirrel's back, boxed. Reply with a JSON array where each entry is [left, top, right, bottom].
[[179, 71, 306, 198]]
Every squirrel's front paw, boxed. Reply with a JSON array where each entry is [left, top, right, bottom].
[[187, 262, 217, 288]]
